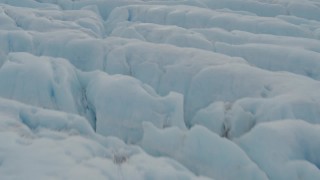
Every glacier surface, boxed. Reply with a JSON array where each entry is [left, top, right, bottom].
[[0, 0, 320, 179]]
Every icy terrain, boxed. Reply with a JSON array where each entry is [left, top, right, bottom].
[[0, 0, 320, 179]]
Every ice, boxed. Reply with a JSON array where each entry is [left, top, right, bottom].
[[0, 52, 186, 143], [0, 5, 104, 36], [82, 71, 186, 143], [198, 0, 287, 17], [193, 28, 320, 53], [191, 101, 226, 136], [106, 5, 314, 38], [110, 22, 214, 50], [103, 38, 246, 96], [215, 42, 320, 80], [0, 98, 208, 180], [237, 120, 320, 180], [287, 2, 320, 21], [141, 122, 268, 180], [0, 0, 58, 9], [186, 63, 320, 137], [1, 0, 320, 179], [0, 53, 82, 114]]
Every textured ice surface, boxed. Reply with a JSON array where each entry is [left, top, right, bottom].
[[141, 122, 268, 180], [237, 120, 320, 180], [0, 52, 186, 143], [0, 98, 209, 180], [0, 0, 320, 179]]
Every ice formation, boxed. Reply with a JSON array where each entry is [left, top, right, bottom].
[[0, 0, 320, 179]]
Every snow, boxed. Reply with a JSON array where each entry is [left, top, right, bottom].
[[0, 0, 320, 179]]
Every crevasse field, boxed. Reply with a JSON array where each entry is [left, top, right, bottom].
[[0, 0, 320, 179]]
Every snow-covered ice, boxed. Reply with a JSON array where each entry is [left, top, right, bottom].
[[141, 122, 268, 180], [0, 0, 320, 179], [0, 98, 209, 180], [237, 120, 320, 180]]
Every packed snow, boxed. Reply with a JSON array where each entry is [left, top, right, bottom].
[[0, 0, 320, 180]]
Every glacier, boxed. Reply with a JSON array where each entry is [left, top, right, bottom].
[[0, 0, 320, 180]]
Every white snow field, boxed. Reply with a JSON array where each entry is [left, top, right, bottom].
[[0, 0, 320, 179]]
